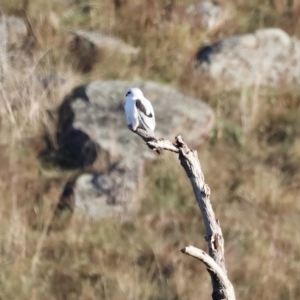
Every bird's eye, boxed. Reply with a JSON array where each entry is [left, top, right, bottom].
[[126, 91, 131, 96]]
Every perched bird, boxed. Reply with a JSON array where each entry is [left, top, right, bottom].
[[124, 88, 156, 135]]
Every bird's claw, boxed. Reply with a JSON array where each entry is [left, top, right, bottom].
[[128, 124, 135, 131]]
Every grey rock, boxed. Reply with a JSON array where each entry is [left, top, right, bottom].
[[185, 1, 226, 31], [57, 80, 214, 220], [68, 30, 140, 72], [68, 161, 140, 220], [0, 16, 28, 48], [0, 15, 32, 80], [195, 28, 300, 88]]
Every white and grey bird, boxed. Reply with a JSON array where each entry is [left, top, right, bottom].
[[124, 88, 156, 135]]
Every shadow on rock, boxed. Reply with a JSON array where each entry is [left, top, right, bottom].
[[40, 85, 99, 169]]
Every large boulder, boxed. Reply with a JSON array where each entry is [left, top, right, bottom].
[[195, 28, 300, 88], [56, 80, 214, 220]]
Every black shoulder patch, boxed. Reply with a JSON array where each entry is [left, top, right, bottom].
[[136, 99, 153, 117]]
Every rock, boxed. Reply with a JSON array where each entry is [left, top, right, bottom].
[[195, 28, 300, 88], [56, 80, 214, 220], [0, 15, 33, 78], [68, 30, 140, 72], [59, 160, 141, 220], [0, 16, 28, 48], [185, 1, 226, 31]]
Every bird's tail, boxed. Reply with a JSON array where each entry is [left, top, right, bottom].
[[138, 117, 155, 137]]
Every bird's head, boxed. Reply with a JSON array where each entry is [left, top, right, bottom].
[[125, 87, 144, 100]]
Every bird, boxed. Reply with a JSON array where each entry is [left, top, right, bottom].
[[124, 88, 156, 136]]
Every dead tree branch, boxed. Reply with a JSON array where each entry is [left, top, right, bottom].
[[181, 246, 236, 300], [131, 127, 236, 300]]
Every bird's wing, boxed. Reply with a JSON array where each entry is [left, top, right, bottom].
[[136, 99, 153, 117], [136, 99, 155, 134]]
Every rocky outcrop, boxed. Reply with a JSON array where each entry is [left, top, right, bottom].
[[0, 15, 34, 83], [185, 1, 226, 31], [56, 80, 214, 220], [68, 30, 140, 72], [59, 160, 141, 221], [0, 16, 28, 49], [195, 28, 300, 88]]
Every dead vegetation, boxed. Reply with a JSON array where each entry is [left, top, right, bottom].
[[0, 0, 300, 299]]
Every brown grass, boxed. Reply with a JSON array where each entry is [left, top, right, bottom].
[[0, 0, 300, 299]]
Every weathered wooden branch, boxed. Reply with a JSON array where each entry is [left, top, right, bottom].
[[131, 127, 236, 300], [181, 246, 236, 300], [132, 127, 179, 153]]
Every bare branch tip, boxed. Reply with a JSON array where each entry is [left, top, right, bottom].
[[175, 135, 184, 144]]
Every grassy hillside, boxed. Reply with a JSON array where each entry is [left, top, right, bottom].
[[0, 0, 300, 299]]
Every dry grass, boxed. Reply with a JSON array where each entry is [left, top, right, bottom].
[[0, 0, 300, 299]]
